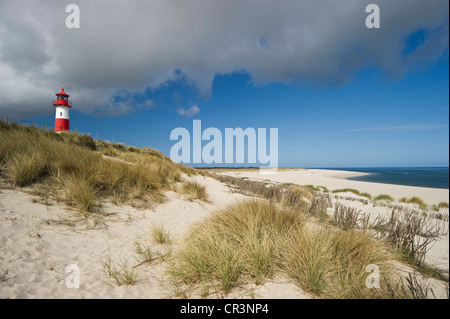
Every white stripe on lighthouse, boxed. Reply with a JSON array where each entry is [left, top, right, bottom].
[[55, 106, 70, 119]]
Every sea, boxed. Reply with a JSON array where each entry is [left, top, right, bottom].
[[322, 167, 449, 190]]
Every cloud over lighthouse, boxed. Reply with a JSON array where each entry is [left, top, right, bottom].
[[53, 88, 72, 132]]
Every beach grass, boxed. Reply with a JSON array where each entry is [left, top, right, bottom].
[[400, 197, 428, 210], [60, 173, 98, 215], [0, 120, 196, 215], [150, 224, 171, 244], [332, 188, 360, 196], [438, 202, 449, 209], [303, 184, 321, 192], [360, 192, 372, 200], [332, 188, 373, 200], [374, 194, 395, 202], [169, 200, 395, 298], [283, 228, 394, 298], [180, 181, 209, 202], [134, 237, 154, 263], [6, 153, 49, 187], [101, 257, 139, 286]]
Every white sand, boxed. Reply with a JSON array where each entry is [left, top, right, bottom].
[[0, 169, 448, 299], [0, 175, 307, 299]]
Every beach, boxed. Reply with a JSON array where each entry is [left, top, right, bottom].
[[0, 175, 310, 299], [0, 168, 448, 299], [224, 169, 449, 205]]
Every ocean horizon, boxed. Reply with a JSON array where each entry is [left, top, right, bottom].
[[319, 167, 449, 190]]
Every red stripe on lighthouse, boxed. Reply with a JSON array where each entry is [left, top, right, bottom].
[[55, 118, 70, 132]]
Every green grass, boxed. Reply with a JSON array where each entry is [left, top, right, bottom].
[[360, 192, 372, 200], [332, 188, 361, 196], [318, 186, 330, 193], [374, 194, 395, 202], [400, 197, 428, 210], [169, 200, 395, 298], [303, 185, 330, 193], [438, 202, 449, 209], [134, 237, 154, 263], [332, 188, 372, 199], [101, 257, 139, 286], [282, 182, 297, 187], [303, 184, 321, 192]]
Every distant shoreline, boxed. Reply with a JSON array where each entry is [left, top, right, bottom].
[[198, 167, 449, 190], [217, 168, 449, 204]]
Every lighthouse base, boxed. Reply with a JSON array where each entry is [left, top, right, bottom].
[[55, 118, 70, 132]]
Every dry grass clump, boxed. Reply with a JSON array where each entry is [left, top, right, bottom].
[[170, 200, 395, 298], [150, 224, 171, 244], [0, 120, 193, 215], [283, 228, 393, 298], [180, 181, 209, 202], [60, 174, 98, 215], [6, 153, 49, 187], [170, 200, 304, 292]]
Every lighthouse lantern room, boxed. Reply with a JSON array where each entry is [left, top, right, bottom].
[[53, 88, 72, 132]]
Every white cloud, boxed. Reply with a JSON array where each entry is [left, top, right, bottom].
[[177, 104, 200, 117], [0, 0, 448, 119]]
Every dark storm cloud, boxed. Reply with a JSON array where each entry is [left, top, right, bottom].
[[0, 0, 448, 119]]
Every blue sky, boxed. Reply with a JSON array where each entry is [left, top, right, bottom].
[[1, 1, 449, 168], [25, 57, 449, 168]]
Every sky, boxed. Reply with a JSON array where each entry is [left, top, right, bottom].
[[0, 0, 448, 168]]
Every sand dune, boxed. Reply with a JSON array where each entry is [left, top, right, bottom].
[[0, 170, 448, 299], [0, 175, 308, 299]]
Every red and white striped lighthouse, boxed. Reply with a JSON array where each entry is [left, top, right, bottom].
[[53, 88, 72, 132]]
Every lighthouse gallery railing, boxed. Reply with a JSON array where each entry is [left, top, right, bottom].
[[53, 100, 72, 107]]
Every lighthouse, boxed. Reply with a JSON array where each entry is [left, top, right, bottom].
[[53, 88, 72, 132]]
